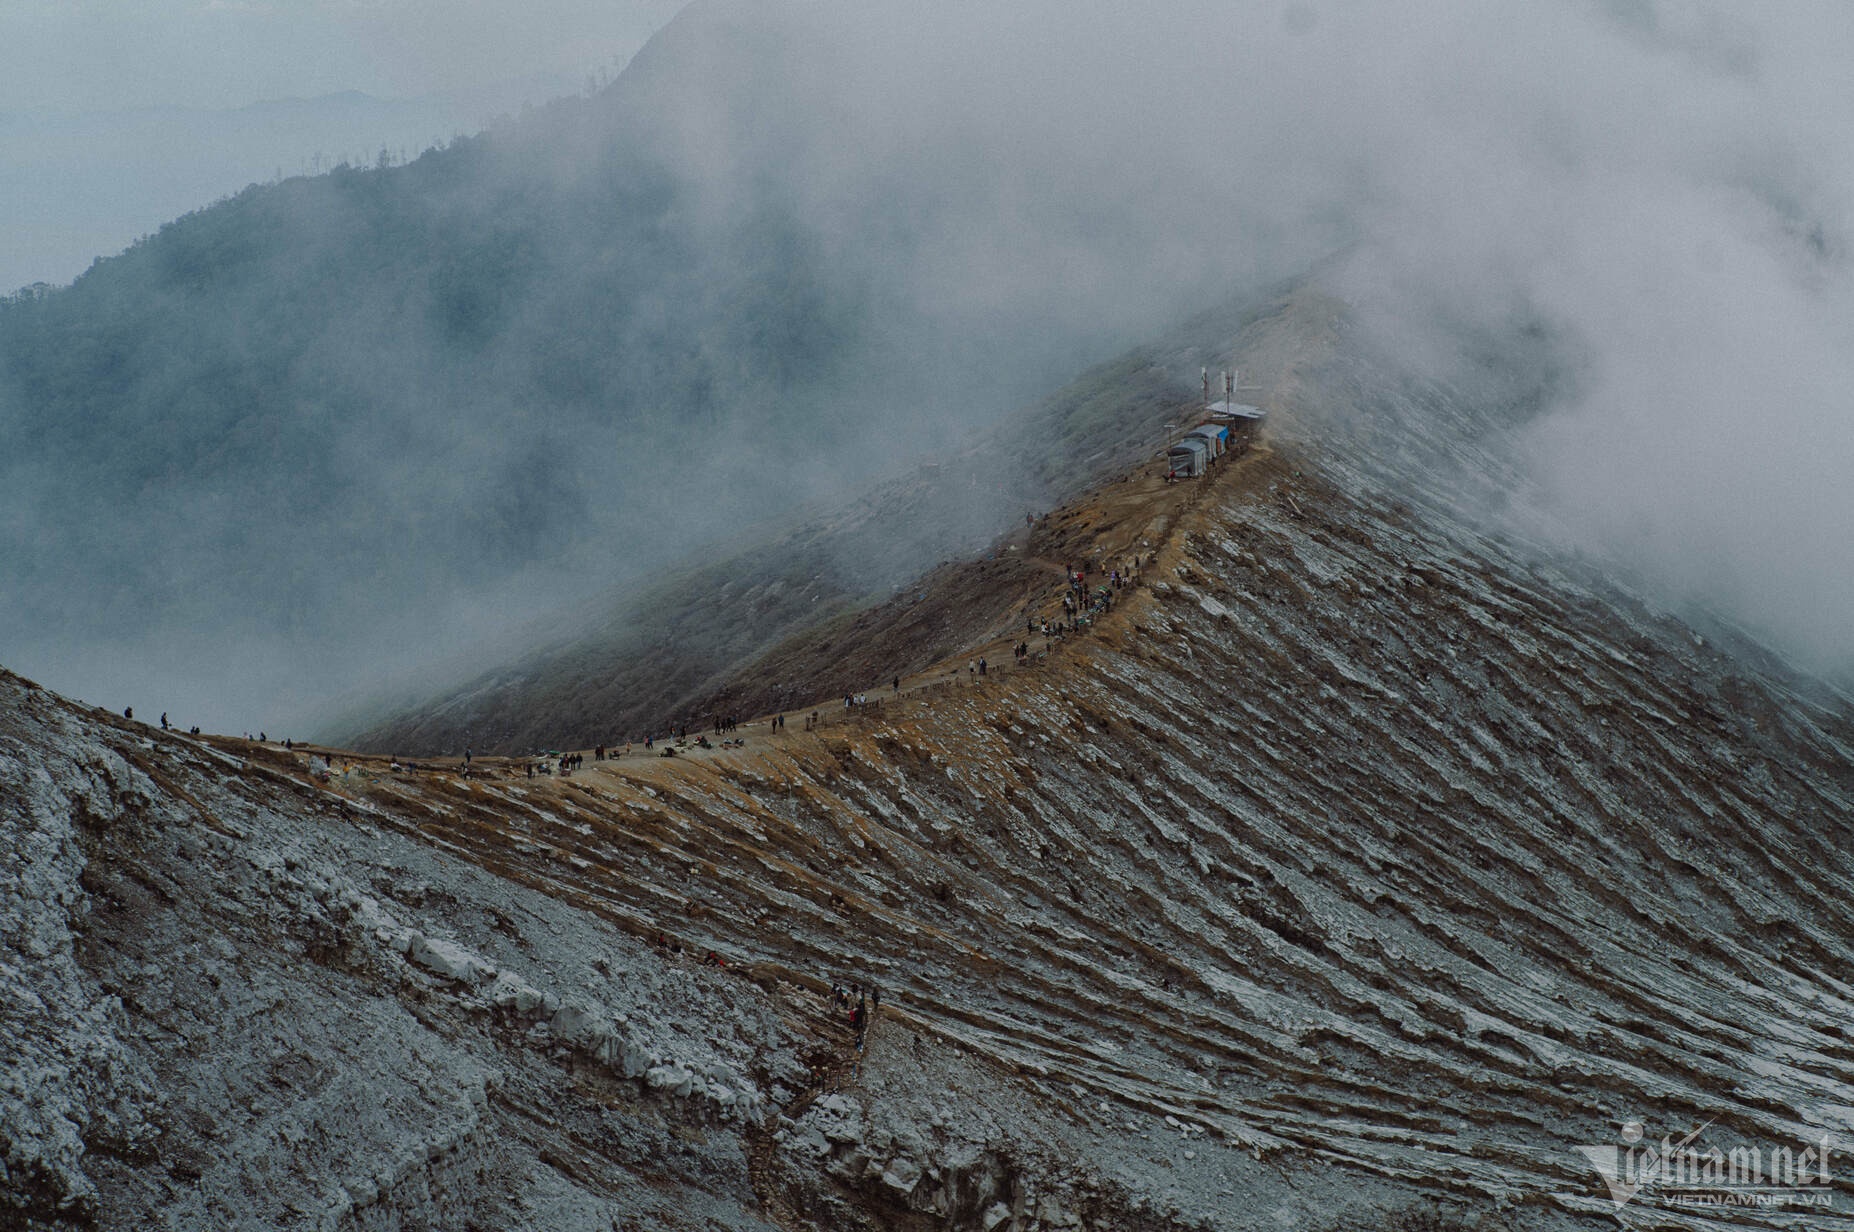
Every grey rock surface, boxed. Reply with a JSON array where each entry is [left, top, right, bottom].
[[0, 679, 793, 1231]]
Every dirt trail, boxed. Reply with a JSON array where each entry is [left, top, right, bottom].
[[399, 435, 1282, 792], [270, 429, 1273, 797]]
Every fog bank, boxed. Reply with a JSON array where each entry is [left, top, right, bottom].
[[4, 0, 1852, 734]]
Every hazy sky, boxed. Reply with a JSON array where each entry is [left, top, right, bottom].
[[0, 0, 687, 290], [0, 0, 686, 113]]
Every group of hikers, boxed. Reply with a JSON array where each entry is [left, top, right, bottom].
[[1031, 558, 1142, 639], [832, 981, 881, 1052], [157, 710, 203, 737], [524, 751, 586, 778], [578, 555, 1156, 756], [123, 534, 1151, 772], [122, 704, 218, 739], [122, 542, 1153, 805]]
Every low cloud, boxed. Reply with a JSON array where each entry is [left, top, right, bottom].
[[5, 0, 1852, 732]]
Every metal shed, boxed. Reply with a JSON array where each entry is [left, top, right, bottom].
[[1168, 437, 1209, 477], [1187, 424, 1229, 457]]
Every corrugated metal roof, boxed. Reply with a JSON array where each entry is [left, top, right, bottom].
[[1208, 400, 1265, 420]]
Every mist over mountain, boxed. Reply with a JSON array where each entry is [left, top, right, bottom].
[[10, 6, 1854, 1227], [0, 83, 582, 295], [0, 0, 1318, 734], [4, 0, 1852, 737]]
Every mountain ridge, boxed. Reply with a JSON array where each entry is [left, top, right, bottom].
[[8, 281, 1854, 1230], [335, 289, 1272, 755]]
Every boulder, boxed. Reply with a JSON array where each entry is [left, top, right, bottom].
[[550, 1003, 610, 1049], [405, 934, 495, 985], [488, 976, 546, 1015], [881, 1154, 923, 1196], [827, 1146, 873, 1182], [644, 1062, 698, 1098], [617, 1040, 652, 1078]]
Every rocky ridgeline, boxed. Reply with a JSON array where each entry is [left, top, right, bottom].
[[8, 291, 1854, 1231], [295, 299, 1854, 1229]]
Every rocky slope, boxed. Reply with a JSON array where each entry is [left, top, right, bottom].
[[0, 676, 808, 1230], [6, 287, 1853, 1231]]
